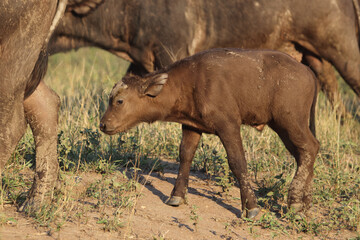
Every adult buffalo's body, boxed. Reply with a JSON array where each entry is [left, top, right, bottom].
[[100, 48, 320, 218], [49, 0, 360, 109], [0, 0, 102, 211]]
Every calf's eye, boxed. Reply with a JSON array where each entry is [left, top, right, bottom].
[[117, 99, 124, 105]]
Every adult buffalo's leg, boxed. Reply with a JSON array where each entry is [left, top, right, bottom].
[[332, 52, 360, 98], [20, 81, 60, 211], [303, 54, 346, 116], [167, 125, 201, 206], [0, 99, 27, 210], [310, 21, 360, 98], [0, 99, 28, 175], [319, 60, 342, 106], [269, 120, 319, 212], [216, 124, 259, 218]]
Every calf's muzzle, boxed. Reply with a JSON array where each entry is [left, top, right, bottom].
[[99, 122, 106, 132]]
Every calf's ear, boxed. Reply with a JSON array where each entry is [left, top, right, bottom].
[[142, 73, 168, 97]]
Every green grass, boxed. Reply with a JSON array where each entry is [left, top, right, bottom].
[[1, 48, 360, 238]]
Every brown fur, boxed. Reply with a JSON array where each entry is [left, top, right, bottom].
[[100, 49, 320, 218]]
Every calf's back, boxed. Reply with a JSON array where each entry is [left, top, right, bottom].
[[162, 49, 316, 131]]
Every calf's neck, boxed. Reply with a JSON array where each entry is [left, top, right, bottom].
[[100, 48, 319, 218]]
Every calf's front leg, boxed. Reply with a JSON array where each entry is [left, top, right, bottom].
[[167, 125, 201, 206], [20, 81, 60, 211]]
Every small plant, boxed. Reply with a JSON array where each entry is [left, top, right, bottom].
[[257, 212, 283, 231], [0, 213, 17, 226], [215, 158, 234, 196], [190, 205, 201, 232], [0, 164, 31, 208], [193, 142, 235, 195], [97, 212, 125, 232], [86, 172, 139, 208], [284, 210, 324, 235], [256, 173, 287, 214], [152, 235, 167, 240]]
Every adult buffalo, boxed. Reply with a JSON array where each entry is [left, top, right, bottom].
[[0, 0, 102, 211], [49, 0, 360, 110]]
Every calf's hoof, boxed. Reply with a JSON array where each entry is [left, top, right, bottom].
[[246, 207, 260, 219], [166, 196, 184, 206]]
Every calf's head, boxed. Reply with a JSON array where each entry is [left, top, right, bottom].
[[100, 73, 168, 135]]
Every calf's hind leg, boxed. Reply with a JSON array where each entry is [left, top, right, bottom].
[[20, 81, 60, 211], [269, 121, 319, 212], [216, 123, 259, 218], [167, 125, 202, 206]]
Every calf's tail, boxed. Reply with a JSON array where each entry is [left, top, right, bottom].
[[309, 72, 318, 137], [352, 0, 360, 47]]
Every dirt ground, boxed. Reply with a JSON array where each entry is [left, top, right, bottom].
[[0, 161, 358, 240]]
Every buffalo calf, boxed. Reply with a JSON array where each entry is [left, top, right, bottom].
[[100, 48, 319, 218]]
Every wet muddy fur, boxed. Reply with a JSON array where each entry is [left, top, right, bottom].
[[100, 48, 320, 218]]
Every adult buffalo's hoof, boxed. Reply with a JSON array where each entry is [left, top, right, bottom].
[[246, 207, 260, 219], [18, 198, 39, 213], [289, 203, 303, 213], [166, 196, 184, 206], [18, 202, 27, 212]]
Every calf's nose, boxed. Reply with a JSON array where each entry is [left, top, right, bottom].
[[99, 122, 106, 132]]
